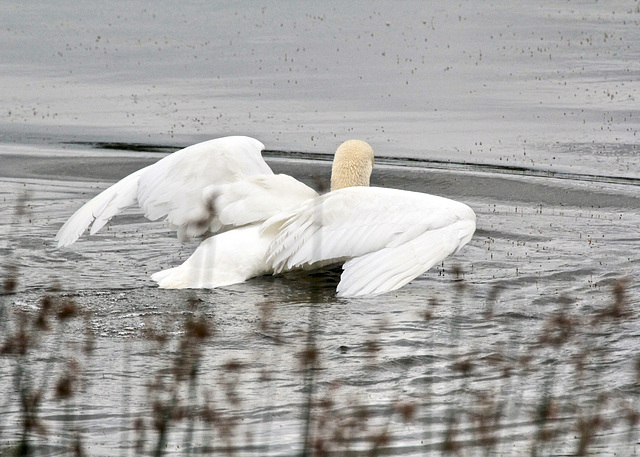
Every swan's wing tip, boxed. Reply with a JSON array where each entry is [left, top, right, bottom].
[[54, 216, 91, 248], [335, 218, 476, 298], [54, 209, 100, 249], [55, 236, 75, 249]]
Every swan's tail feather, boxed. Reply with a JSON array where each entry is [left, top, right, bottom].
[[151, 225, 273, 289], [55, 168, 147, 248]]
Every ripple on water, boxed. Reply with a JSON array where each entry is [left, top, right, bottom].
[[2, 141, 640, 455]]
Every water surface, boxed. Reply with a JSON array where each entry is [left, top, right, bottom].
[[1, 1, 639, 456]]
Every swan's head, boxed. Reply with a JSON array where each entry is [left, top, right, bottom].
[[330, 140, 375, 191]]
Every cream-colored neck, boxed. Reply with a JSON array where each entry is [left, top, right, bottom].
[[330, 140, 375, 191]]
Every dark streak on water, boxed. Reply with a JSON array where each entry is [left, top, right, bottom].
[[68, 140, 640, 187]]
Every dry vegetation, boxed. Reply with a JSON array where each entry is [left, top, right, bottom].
[[1, 196, 639, 456], [2, 268, 638, 456]]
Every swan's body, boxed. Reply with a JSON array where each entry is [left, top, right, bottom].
[[56, 136, 476, 297]]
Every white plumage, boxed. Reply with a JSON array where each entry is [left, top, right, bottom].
[[263, 187, 475, 296], [56, 136, 476, 297]]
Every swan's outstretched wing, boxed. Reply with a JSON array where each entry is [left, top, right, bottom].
[[55, 167, 148, 248], [264, 187, 476, 297], [56, 136, 271, 247], [137, 136, 271, 235]]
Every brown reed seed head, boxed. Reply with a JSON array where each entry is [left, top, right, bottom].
[[142, 320, 169, 346], [354, 404, 370, 424], [369, 429, 390, 449], [3, 263, 18, 294], [2, 314, 31, 356], [441, 417, 460, 455], [83, 316, 95, 355], [55, 376, 74, 400], [72, 434, 85, 457], [20, 389, 47, 435], [223, 360, 244, 372], [364, 338, 380, 356], [600, 277, 631, 319], [298, 346, 319, 368], [312, 436, 327, 457], [575, 414, 603, 455], [395, 400, 417, 423], [472, 392, 499, 448], [55, 360, 80, 400], [534, 397, 559, 443], [453, 357, 474, 376], [152, 401, 168, 433], [537, 397, 557, 422], [35, 298, 52, 331], [452, 265, 466, 292], [625, 408, 639, 428], [185, 316, 212, 340], [199, 400, 219, 425], [539, 310, 574, 347], [133, 417, 145, 432], [56, 298, 79, 321], [422, 297, 440, 321], [421, 309, 434, 321]]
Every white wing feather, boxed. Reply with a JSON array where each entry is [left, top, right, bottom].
[[211, 174, 319, 227], [55, 168, 148, 248], [336, 220, 475, 296], [56, 136, 271, 247], [264, 187, 476, 297], [137, 136, 270, 228]]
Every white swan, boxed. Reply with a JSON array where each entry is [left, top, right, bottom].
[[56, 136, 476, 297]]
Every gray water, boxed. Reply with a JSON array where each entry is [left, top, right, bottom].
[[1, 1, 640, 456]]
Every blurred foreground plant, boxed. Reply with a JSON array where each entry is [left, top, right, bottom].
[[1, 261, 638, 456]]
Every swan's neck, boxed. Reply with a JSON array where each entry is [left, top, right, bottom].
[[330, 140, 374, 191]]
